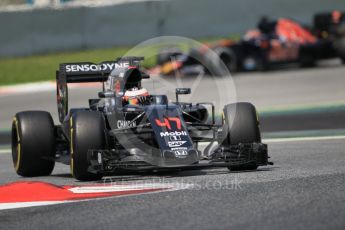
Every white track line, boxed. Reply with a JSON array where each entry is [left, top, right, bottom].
[[0, 81, 100, 96], [0, 149, 10, 154], [197, 135, 345, 146], [68, 183, 190, 194], [0, 81, 55, 95], [0, 201, 71, 211], [263, 135, 345, 143]]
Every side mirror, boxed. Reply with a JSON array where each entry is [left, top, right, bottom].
[[176, 88, 191, 95], [175, 88, 191, 103], [141, 72, 150, 79], [98, 91, 115, 98]]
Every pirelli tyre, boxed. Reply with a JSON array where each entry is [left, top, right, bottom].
[[70, 111, 105, 181], [11, 111, 55, 177], [299, 46, 316, 68], [220, 102, 261, 171], [334, 38, 345, 64], [204, 47, 237, 76]]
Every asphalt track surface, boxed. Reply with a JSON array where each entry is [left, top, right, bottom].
[[0, 61, 345, 229], [0, 138, 345, 230]]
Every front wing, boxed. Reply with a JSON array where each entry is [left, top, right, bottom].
[[87, 143, 271, 174]]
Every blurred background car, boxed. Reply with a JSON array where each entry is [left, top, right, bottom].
[[153, 12, 345, 76]]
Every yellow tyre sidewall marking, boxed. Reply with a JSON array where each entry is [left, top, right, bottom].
[[256, 111, 260, 124], [70, 117, 74, 177], [13, 117, 21, 172]]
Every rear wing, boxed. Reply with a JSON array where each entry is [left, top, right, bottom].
[[56, 56, 144, 83], [56, 57, 144, 122], [57, 61, 115, 83]]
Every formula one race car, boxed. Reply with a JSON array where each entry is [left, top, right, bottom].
[[153, 12, 345, 75], [11, 57, 271, 181]]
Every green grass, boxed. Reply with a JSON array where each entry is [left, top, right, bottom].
[[0, 47, 131, 86], [0, 44, 186, 86], [0, 35, 241, 86]]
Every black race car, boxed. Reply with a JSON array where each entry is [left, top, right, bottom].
[[11, 57, 271, 181]]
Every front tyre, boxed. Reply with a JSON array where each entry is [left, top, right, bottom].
[[70, 111, 105, 181], [12, 111, 55, 177], [220, 103, 261, 171], [205, 47, 237, 76], [157, 47, 183, 66]]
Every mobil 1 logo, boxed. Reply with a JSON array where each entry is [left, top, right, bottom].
[[165, 133, 187, 148]]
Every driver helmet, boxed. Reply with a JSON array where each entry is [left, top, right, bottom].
[[123, 87, 149, 105]]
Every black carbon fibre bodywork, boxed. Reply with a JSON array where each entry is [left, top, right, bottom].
[[53, 57, 271, 176]]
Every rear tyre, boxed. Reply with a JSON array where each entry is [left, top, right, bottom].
[[220, 103, 261, 171], [299, 49, 316, 68], [333, 38, 345, 65], [256, 55, 270, 72], [11, 111, 55, 177], [341, 57, 345, 65], [70, 111, 105, 181]]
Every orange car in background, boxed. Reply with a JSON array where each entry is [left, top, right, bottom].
[[154, 12, 345, 76]]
